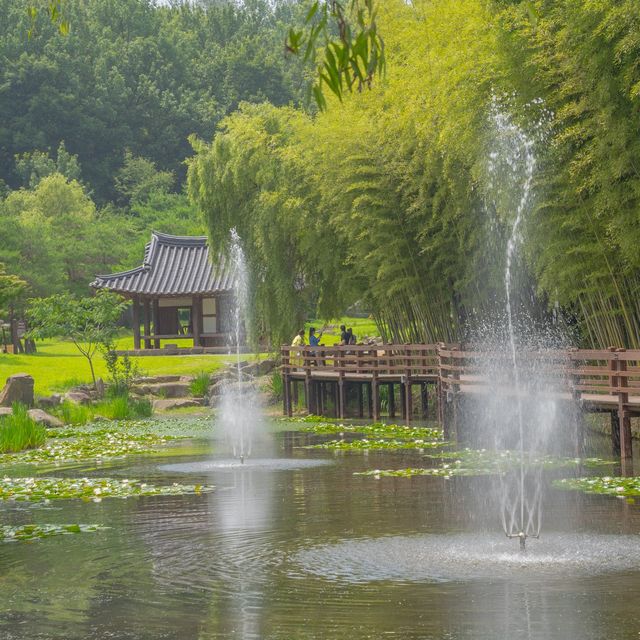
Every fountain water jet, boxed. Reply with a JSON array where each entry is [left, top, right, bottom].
[[216, 229, 260, 462]]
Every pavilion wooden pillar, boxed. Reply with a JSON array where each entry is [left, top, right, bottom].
[[357, 384, 364, 418], [617, 349, 633, 471], [152, 299, 160, 348], [143, 299, 152, 349], [132, 296, 141, 350], [192, 296, 201, 347], [421, 383, 429, 419]]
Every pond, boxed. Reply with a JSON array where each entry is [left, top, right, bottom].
[[0, 423, 639, 640]]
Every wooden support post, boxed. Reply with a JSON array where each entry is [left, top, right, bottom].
[[372, 375, 380, 421], [400, 382, 406, 419], [292, 379, 299, 409], [367, 382, 373, 419], [283, 373, 290, 416], [143, 299, 151, 349], [405, 378, 413, 423], [333, 382, 339, 418], [388, 383, 396, 418], [617, 349, 633, 463], [132, 297, 141, 350], [357, 384, 364, 418], [338, 377, 346, 419], [611, 410, 620, 457], [421, 383, 429, 419]]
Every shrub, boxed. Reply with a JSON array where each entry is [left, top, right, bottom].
[[130, 397, 152, 418], [103, 350, 141, 397], [189, 371, 211, 398], [0, 403, 46, 453]]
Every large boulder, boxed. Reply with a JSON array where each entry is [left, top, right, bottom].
[[27, 409, 63, 429], [64, 390, 92, 405], [38, 394, 62, 409], [132, 382, 191, 398], [0, 373, 35, 408], [152, 398, 204, 412], [134, 375, 183, 384]]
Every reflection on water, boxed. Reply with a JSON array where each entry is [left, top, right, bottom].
[[0, 431, 639, 640]]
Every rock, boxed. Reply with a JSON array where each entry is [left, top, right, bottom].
[[0, 373, 35, 407], [134, 375, 183, 384], [64, 390, 92, 405], [256, 358, 277, 376], [27, 409, 63, 429], [152, 398, 204, 411], [0, 407, 12, 418], [133, 382, 192, 398], [38, 393, 62, 409]]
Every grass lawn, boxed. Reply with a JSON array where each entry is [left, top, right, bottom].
[[0, 335, 258, 397]]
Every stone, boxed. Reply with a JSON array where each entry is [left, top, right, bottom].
[[38, 394, 62, 409], [152, 398, 204, 412], [256, 358, 277, 376], [0, 407, 12, 417], [0, 373, 35, 407], [134, 382, 192, 398], [64, 390, 92, 405], [133, 375, 183, 384], [27, 409, 63, 429]]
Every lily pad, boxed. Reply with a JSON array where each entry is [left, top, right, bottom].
[[553, 476, 640, 498], [299, 422, 443, 440], [0, 523, 108, 542], [305, 438, 448, 452], [0, 476, 214, 503]]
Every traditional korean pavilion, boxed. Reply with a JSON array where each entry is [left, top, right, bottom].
[[92, 232, 236, 351]]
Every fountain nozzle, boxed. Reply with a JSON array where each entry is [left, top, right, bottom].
[[240, 454, 244, 464], [506, 531, 528, 552]]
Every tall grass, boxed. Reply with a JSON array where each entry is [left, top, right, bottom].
[[0, 403, 46, 453], [94, 395, 153, 421], [189, 371, 211, 398], [57, 400, 93, 425]]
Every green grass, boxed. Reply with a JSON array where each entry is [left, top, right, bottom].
[[0, 334, 256, 396], [0, 403, 46, 453], [304, 316, 379, 345]]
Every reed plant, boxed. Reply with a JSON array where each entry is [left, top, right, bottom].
[[57, 400, 93, 425], [0, 403, 46, 453], [189, 371, 211, 398]]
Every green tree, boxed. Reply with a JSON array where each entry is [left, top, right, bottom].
[[114, 151, 174, 206], [27, 290, 130, 389]]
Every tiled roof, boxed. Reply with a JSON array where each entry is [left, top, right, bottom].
[[91, 232, 234, 296]]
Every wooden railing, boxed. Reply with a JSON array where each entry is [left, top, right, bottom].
[[281, 344, 441, 378], [282, 343, 640, 409]]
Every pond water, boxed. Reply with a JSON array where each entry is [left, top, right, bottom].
[[1, 427, 640, 640]]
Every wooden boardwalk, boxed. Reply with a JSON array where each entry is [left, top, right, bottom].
[[281, 344, 640, 465]]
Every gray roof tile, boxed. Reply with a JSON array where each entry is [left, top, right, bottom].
[[91, 232, 235, 296]]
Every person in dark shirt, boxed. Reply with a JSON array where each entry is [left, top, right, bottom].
[[340, 324, 349, 345], [347, 327, 357, 345]]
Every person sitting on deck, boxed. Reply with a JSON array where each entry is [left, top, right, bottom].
[[347, 328, 357, 345], [339, 324, 349, 345]]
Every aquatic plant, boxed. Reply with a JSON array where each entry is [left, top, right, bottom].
[[299, 422, 442, 440], [554, 476, 640, 498], [0, 431, 176, 466], [306, 438, 448, 452], [0, 403, 46, 453], [0, 476, 214, 502], [57, 400, 93, 426], [0, 523, 108, 543]]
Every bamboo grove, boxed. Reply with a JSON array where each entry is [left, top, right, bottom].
[[188, 0, 640, 349]]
